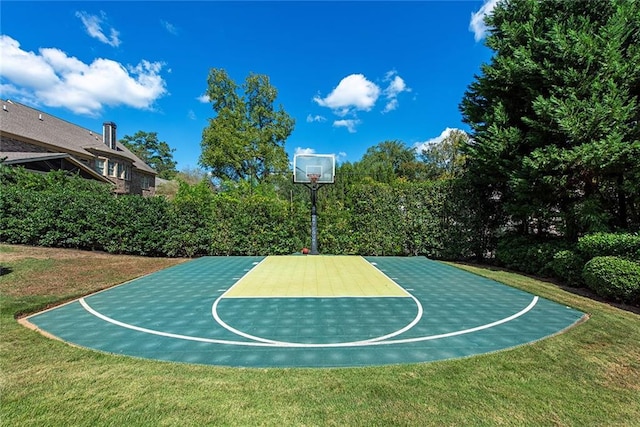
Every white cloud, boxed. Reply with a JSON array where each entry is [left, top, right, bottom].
[[384, 74, 408, 98], [187, 110, 196, 120], [413, 128, 462, 153], [0, 35, 167, 116], [306, 114, 327, 123], [333, 119, 361, 133], [313, 71, 410, 122], [161, 20, 178, 35], [314, 74, 380, 116], [470, 0, 499, 42], [76, 11, 121, 47], [382, 99, 399, 114], [0, 37, 60, 90], [295, 147, 316, 155], [197, 94, 210, 103], [382, 71, 411, 114]]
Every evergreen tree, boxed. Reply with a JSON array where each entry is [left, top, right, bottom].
[[461, 0, 640, 239], [120, 131, 178, 180]]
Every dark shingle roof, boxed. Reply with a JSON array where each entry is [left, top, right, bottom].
[[1, 152, 112, 183], [0, 100, 155, 174]]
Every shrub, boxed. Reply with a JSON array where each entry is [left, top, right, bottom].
[[210, 192, 304, 256], [583, 256, 640, 304], [164, 181, 215, 257], [551, 250, 586, 287], [0, 167, 113, 249], [317, 200, 357, 255], [578, 233, 640, 261], [349, 182, 404, 256], [99, 195, 171, 256], [496, 235, 572, 276]]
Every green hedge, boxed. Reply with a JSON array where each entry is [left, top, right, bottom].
[[0, 165, 487, 259], [496, 235, 572, 276], [348, 182, 404, 256], [210, 193, 306, 256], [551, 249, 586, 287], [0, 168, 113, 249], [165, 181, 215, 257], [577, 233, 640, 261], [100, 195, 171, 256], [582, 256, 640, 304]]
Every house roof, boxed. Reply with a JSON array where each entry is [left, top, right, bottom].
[[0, 100, 156, 175], [2, 152, 113, 183]]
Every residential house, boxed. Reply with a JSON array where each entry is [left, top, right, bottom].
[[0, 100, 156, 196]]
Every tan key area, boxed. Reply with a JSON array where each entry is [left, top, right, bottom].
[[224, 256, 410, 298]]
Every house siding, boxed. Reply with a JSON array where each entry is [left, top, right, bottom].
[[131, 172, 156, 197]]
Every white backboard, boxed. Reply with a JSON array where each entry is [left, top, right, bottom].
[[293, 154, 335, 184]]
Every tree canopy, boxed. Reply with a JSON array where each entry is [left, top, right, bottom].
[[357, 140, 428, 183], [120, 131, 178, 180], [419, 129, 469, 180], [200, 69, 295, 185], [460, 0, 640, 239]]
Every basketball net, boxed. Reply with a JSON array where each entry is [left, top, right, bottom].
[[307, 173, 320, 186]]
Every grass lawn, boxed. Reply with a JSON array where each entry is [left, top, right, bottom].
[[1, 244, 639, 426]]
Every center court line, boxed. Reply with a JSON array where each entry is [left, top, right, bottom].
[[78, 294, 539, 348]]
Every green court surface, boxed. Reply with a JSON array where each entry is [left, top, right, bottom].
[[25, 256, 585, 368]]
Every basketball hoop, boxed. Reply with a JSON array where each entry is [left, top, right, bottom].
[[293, 154, 335, 255], [307, 173, 321, 185]]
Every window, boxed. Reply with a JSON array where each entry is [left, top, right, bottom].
[[95, 159, 106, 175], [120, 164, 131, 181], [141, 174, 153, 189], [108, 161, 116, 177]]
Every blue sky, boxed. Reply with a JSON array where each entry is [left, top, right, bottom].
[[1, 1, 497, 170]]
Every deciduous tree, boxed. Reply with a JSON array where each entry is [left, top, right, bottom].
[[200, 69, 295, 186], [419, 129, 469, 180], [358, 140, 427, 183]]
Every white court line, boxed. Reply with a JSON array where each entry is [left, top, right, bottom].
[[221, 257, 269, 297], [210, 291, 424, 346], [384, 296, 539, 344], [79, 297, 538, 347], [210, 257, 423, 346]]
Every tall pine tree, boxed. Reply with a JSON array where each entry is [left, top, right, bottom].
[[461, 0, 640, 239]]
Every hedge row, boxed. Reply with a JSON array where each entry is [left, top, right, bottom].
[[494, 231, 640, 304], [583, 256, 640, 304], [577, 232, 640, 261], [0, 168, 307, 257], [0, 167, 478, 259], [495, 235, 572, 276]]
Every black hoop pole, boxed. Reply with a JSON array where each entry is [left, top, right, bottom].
[[305, 179, 322, 255]]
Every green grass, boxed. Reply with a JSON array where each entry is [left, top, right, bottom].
[[1, 245, 639, 426]]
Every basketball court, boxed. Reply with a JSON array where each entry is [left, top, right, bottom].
[[24, 255, 585, 368], [24, 155, 585, 367]]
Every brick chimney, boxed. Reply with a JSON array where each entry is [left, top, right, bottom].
[[103, 122, 117, 150]]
